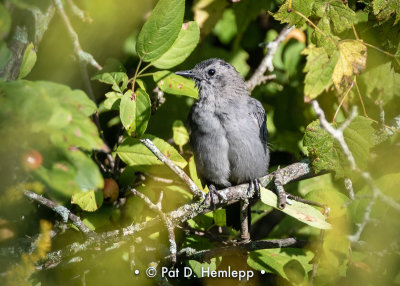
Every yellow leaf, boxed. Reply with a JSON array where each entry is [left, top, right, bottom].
[[332, 40, 367, 92]]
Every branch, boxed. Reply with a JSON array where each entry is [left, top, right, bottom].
[[24, 190, 93, 235], [240, 199, 250, 242], [39, 160, 321, 268], [246, 24, 294, 91], [53, 0, 102, 71], [140, 138, 205, 200], [310, 100, 400, 242], [163, 238, 307, 263]]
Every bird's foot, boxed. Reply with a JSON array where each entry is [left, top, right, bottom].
[[247, 179, 261, 198], [199, 184, 224, 212]]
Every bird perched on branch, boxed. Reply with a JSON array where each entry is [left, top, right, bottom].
[[175, 58, 270, 230]]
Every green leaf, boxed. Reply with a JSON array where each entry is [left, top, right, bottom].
[[116, 134, 187, 174], [248, 248, 313, 282], [272, 0, 313, 26], [213, 9, 237, 44], [71, 190, 103, 212], [324, 1, 356, 33], [0, 80, 103, 151], [260, 187, 331, 229], [373, 0, 400, 24], [0, 3, 11, 38], [18, 42, 37, 79], [311, 16, 340, 56], [103, 91, 122, 110], [66, 150, 104, 192], [136, 0, 184, 62], [172, 120, 189, 148], [135, 88, 151, 137], [154, 70, 198, 98], [91, 72, 128, 93], [303, 116, 374, 178], [120, 90, 136, 134], [229, 49, 250, 77], [0, 80, 104, 199], [213, 209, 226, 227], [358, 61, 400, 104], [302, 45, 338, 101], [332, 40, 367, 92], [188, 156, 207, 192], [152, 21, 200, 69]]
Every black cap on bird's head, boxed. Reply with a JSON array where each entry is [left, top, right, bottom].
[[175, 58, 246, 95]]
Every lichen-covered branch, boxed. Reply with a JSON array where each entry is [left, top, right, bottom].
[[38, 160, 320, 268], [24, 190, 93, 235]]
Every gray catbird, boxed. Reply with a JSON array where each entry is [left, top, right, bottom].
[[175, 58, 270, 228]]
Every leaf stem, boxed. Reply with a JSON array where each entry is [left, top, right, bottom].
[[333, 81, 354, 123], [362, 41, 397, 58], [137, 62, 153, 77], [292, 9, 337, 46], [136, 72, 154, 78], [353, 76, 367, 117], [131, 57, 143, 91]]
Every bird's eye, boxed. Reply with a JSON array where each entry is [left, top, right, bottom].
[[208, 69, 216, 76]]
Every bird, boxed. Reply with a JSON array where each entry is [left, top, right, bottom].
[[175, 58, 270, 230]]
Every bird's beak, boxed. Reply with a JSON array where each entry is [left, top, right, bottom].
[[175, 70, 195, 79]]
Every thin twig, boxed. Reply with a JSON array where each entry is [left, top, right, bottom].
[[53, 0, 102, 71], [130, 188, 177, 264], [246, 25, 294, 91], [140, 138, 205, 200], [24, 190, 93, 235], [344, 177, 355, 200]]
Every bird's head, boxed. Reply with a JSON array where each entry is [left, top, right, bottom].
[[175, 58, 247, 98]]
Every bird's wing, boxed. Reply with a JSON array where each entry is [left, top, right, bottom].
[[248, 97, 268, 146]]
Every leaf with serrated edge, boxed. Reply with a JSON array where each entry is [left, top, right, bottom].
[[136, 0, 184, 62], [373, 0, 400, 24], [302, 45, 338, 101], [325, 1, 356, 33], [260, 187, 331, 229], [303, 116, 374, 178], [154, 71, 198, 98], [152, 22, 200, 69], [272, 0, 313, 26], [332, 40, 367, 92]]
